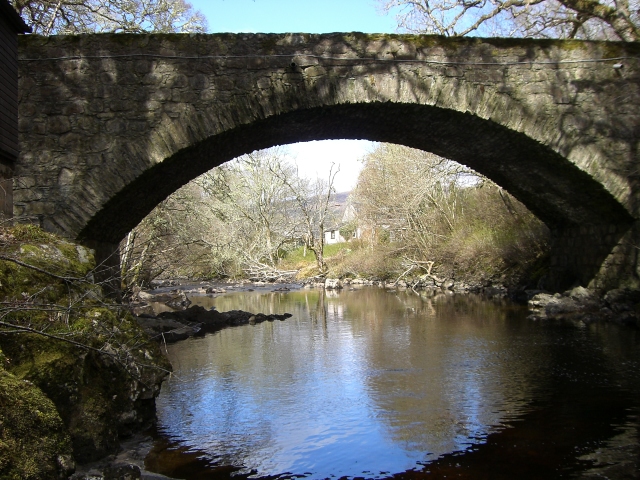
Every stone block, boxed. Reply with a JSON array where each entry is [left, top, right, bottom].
[[109, 99, 134, 112], [325, 278, 343, 290], [189, 74, 209, 90], [87, 99, 104, 113], [134, 60, 152, 74], [57, 168, 75, 186], [19, 103, 36, 117], [87, 135, 113, 153], [25, 201, 56, 215], [59, 133, 87, 150], [106, 119, 127, 134], [47, 116, 71, 134], [18, 117, 35, 133], [216, 76, 234, 90], [148, 88, 171, 102], [141, 73, 164, 85], [170, 74, 189, 88], [99, 71, 117, 84], [256, 77, 271, 89]]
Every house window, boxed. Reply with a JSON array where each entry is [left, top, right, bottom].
[[331, 231, 335, 239], [352, 231, 356, 238]]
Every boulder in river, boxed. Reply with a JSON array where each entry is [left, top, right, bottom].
[[325, 278, 343, 290], [135, 306, 293, 343]]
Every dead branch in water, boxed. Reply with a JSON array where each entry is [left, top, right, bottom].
[[393, 258, 445, 287]]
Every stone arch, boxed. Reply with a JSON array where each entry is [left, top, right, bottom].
[[78, 102, 631, 243], [15, 33, 640, 289]]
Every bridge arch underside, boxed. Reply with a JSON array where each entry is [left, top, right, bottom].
[[77, 102, 633, 291]]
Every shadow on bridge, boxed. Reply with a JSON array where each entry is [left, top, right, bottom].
[[16, 33, 640, 290]]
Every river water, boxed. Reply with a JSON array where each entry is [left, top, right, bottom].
[[146, 287, 640, 479]]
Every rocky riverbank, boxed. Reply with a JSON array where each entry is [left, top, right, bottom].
[[528, 285, 640, 326], [0, 227, 291, 480], [68, 286, 293, 479], [0, 225, 170, 480], [137, 275, 640, 327]]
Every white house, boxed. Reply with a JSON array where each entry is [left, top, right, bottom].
[[323, 194, 362, 245]]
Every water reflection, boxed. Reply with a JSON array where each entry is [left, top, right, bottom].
[[152, 288, 640, 479]]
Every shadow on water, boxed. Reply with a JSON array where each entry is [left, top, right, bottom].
[[146, 288, 640, 480]]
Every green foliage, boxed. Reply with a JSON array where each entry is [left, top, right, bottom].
[[339, 222, 357, 241], [378, 229, 391, 244], [282, 243, 353, 268]]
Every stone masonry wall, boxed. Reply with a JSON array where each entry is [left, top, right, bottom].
[[550, 224, 637, 290], [15, 33, 640, 290]]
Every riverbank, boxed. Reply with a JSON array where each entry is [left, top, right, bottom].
[[0, 225, 170, 479], [133, 275, 640, 329]]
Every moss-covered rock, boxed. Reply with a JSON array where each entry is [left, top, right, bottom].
[[0, 225, 170, 471], [0, 354, 74, 480]]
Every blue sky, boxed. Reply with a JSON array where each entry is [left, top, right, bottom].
[[189, 0, 399, 34], [188, 0, 401, 190]]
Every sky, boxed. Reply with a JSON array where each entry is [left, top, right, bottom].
[[188, 0, 401, 191], [189, 0, 399, 34]]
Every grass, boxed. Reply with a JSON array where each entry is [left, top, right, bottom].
[[282, 242, 354, 266], [280, 241, 403, 281]]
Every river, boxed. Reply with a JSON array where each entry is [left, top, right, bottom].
[[145, 286, 640, 479]]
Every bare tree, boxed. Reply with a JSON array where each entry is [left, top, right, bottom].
[[10, 0, 207, 35], [198, 149, 304, 278], [354, 143, 477, 251], [379, 0, 639, 41], [120, 168, 242, 288], [121, 148, 307, 286], [273, 163, 340, 275]]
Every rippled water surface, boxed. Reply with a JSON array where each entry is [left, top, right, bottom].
[[148, 287, 640, 479]]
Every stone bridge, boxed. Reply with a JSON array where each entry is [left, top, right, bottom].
[[15, 33, 640, 291]]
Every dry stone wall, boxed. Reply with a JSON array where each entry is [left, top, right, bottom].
[[15, 33, 640, 290]]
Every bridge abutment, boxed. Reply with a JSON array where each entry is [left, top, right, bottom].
[[83, 240, 122, 300], [550, 222, 639, 291]]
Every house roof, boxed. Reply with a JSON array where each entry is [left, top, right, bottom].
[[325, 191, 358, 231], [1, 1, 31, 33]]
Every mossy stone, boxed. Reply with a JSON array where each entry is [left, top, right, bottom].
[[0, 226, 170, 468], [0, 365, 73, 480]]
